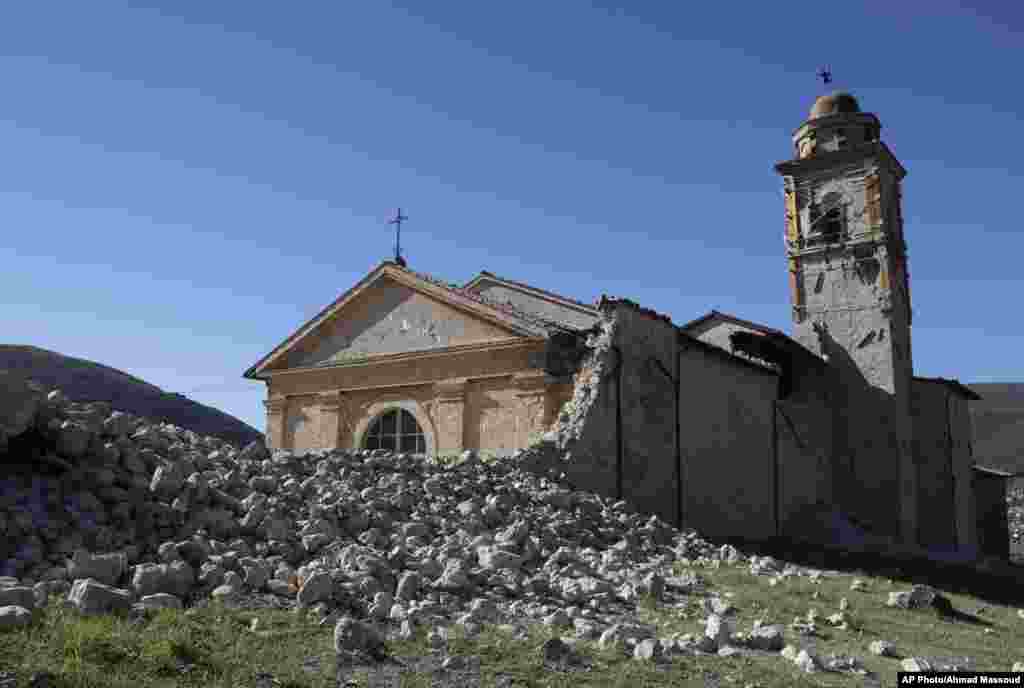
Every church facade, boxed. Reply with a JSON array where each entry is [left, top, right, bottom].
[[245, 92, 1007, 558], [243, 264, 596, 459]]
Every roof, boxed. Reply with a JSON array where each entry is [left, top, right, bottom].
[[912, 376, 983, 401], [410, 266, 589, 334], [243, 260, 567, 379], [971, 465, 1019, 479], [728, 329, 829, 372], [679, 331, 779, 376], [678, 309, 787, 337], [809, 91, 861, 119], [465, 271, 599, 315]]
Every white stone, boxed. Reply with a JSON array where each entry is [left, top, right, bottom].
[[0, 605, 33, 630], [0, 586, 36, 611], [134, 593, 183, 611], [67, 578, 133, 616], [870, 640, 896, 657]]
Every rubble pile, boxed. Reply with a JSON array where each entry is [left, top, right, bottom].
[[0, 377, 728, 646], [1007, 481, 1024, 553]]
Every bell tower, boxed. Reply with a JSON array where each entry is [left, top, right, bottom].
[[775, 91, 918, 544]]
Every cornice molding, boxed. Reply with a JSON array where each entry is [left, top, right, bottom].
[[261, 338, 543, 378], [512, 371, 555, 394], [775, 142, 906, 179]]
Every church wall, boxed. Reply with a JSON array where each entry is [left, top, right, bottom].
[[679, 345, 777, 539], [837, 384, 903, 537], [266, 341, 570, 455], [911, 380, 957, 548], [614, 305, 679, 527], [285, 277, 520, 368], [467, 279, 600, 331], [465, 377, 520, 457], [972, 472, 1010, 559], [949, 394, 978, 551], [774, 400, 833, 538], [332, 385, 439, 453], [268, 343, 545, 398], [283, 394, 321, 453]]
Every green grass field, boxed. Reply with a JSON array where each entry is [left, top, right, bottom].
[[3, 556, 1022, 688]]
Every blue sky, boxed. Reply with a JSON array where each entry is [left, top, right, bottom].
[[3, 2, 1021, 434]]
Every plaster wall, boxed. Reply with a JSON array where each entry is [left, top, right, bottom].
[[973, 475, 1009, 559], [774, 401, 834, 537], [836, 383, 903, 536], [465, 377, 522, 457], [679, 346, 777, 539], [949, 394, 977, 550], [467, 279, 600, 331], [911, 380, 957, 547], [287, 277, 518, 367], [267, 341, 570, 455], [614, 306, 679, 527], [284, 395, 321, 453], [269, 343, 545, 397]]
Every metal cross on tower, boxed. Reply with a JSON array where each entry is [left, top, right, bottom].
[[388, 207, 408, 266], [817, 66, 832, 86]]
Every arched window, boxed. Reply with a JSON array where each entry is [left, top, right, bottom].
[[363, 408, 426, 453]]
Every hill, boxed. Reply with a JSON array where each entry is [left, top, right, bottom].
[[968, 383, 1024, 475], [0, 344, 262, 447]]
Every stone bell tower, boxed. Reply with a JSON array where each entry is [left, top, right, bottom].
[[775, 91, 919, 544]]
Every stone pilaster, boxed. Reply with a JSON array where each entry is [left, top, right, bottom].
[[263, 397, 287, 450], [318, 390, 344, 450], [433, 378, 467, 455], [514, 372, 554, 449]]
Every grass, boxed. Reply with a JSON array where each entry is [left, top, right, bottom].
[[2, 557, 1023, 688]]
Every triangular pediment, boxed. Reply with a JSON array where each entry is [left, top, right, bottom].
[[245, 263, 543, 377], [463, 272, 599, 331]]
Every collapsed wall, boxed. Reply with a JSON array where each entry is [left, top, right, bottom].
[[517, 300, 680, 527], [513, 307, 617, 490]]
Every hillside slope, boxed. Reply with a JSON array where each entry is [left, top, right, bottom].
[[968, 382, 1024, 475], [0, 344, 262, 447]]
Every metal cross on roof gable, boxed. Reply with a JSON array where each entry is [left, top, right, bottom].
[[388, 207, 408, 266], [817, 66, 832, 86]]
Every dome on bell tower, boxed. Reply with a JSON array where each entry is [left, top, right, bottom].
[[790, 91, 879, 159], [809, 91, 861, 119]]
